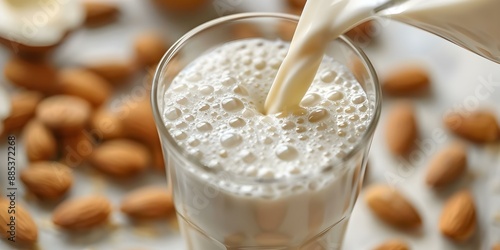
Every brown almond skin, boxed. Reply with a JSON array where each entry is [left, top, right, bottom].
[[365, 185, 422, 229], [2, 91, 43, 135], [287, 0, 306, 8], [58, 68, 112, 107], [86, 60, 136, 85], [20, 162, 73, 200], [84, 2, 120, 27], [382, 66, 430, 96], [373, 239, 410, 250], [385, 103, 418, 155], [60, 131, 96, 167], [134, 33, 169, 67], [90, 109, 126, 140], [22, 120, 57, 162], [52, 196, 111, 230], [425, 142, 467, 188], [444, 110, 499, 143], [120, 98, 160, 146], [0, 199, 38, 244], [36, 95, 92, 135], [439, 190, 476, 242], [120, 186, 174, 219], [231, 23, 263, 40], [89, 139, 150, 178], [4, 57, 57, 94], [153, 0, 208, 11]]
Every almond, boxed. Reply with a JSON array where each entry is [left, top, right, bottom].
[[134, 33, 169, 67], [231, 23, 263, 40], [60, 132, 96, 167], [36, 95, 92, 135], [152, 143, 166, 173], [385, 103, 418, 155], [425, 142, 467, 188], [439, 190, 476, 242], [365, 184, 422, 229], [22, 120, 57, 162], [444, 110, 499, 143], [90, 108, 126, 140], [346, 20, 375, 44], [153, 0, 207, 11], [89, 139, 150, 178], [4, 57, 57, 94], [492, 243, 500, 250], [57, 68, 112, 107], [84, 2, 120, 27], [86, 60, 136, 85], [2, 91, 43, 135], [373, 239, 410, 250], [120, 98, 160, 146], [52, 195, 111, 230], [0, 199, 38, 244], [277, 21, 297, 41], [382, 66, 430, 96], [120, 186, 174, 219], [287, 0, 306, 8], [20, 162, 73, 199]]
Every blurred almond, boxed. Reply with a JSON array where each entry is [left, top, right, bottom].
[[152, 143, 166, 173], [287, 0, 306, 8], [60, 132, 96, 167], [20, 162, 73, 199], [382, 66, 430, 96], [23, 120, 57, 162], [492, 243, 500, 250], [89, 139, 150, 178], [86, 60, 136, 85], [120, 98, 160, 146], [277, 21, 297, 41], [385, 103, 418, 155], [2, 91, 43, 135], [120, 186, 174, 219], [134, 33, 169, 67], [36, 95, 92, 135], [84, 2, 120, 27], [90, 108, 126, 140], [231, 23, 262, 40], [4, 57, 57, 94], [365, 184, 422, 229], [444, 110, 499, 143], [346, 21, 375, 44], [373, 239, 409, 250], [425, 142, 467, 188], [52, 196, 111, 230], [153, 0, 207, 11], [58, 68, 112, 107], [439, 190, 476, 242], [0, 199, 38, 244]]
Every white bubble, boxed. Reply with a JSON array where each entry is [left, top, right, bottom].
[[320, 70, 337, 83], [165, 108, 182, 120], [187, 138, 200, 147], [300, 93, 321, 107], [282, 121, 295, 130], [173, 130, 187, 140], [220, 133, 242, 148], [276, 145, 298, 161], [352, 95, 366, 104], [176, 96, 189, 105], [229, 117, 246, 128], [327, 91, 344, 101], [197, 122, 213, 132], [233, 85, 249, 96], [199, 85, 214, 95], [187, 72, 202, 82], [254, 58, 266, 70], [221, 97, 244, 112]]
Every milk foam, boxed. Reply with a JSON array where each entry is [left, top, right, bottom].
[[162, 39, 371, 193]]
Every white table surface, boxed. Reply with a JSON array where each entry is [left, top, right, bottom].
[[1, 1, 499, 250]]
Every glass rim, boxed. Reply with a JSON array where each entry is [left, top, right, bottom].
[[151, 12, 382, 184]]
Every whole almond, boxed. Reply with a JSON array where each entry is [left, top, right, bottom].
[[20, 162, 73, 199], [385, 103, 418, 155], [439, 190, 476, 242], [134, 33, 169, 67], [444, 110, 499, 143], [36, 95, 92, 135], [60, 131, 96, 167], [22, 120, 57, 162], [373, 239, 409, 250], [86, 60, 136, 85], [0, 199, 38, 244], [365, 184, 422, 229], [3, 57, 57, 94], [89, 139, 150, 178], [120, 98, 160, 146], [120, 186, 174, 219], [89, 108, 126, 140], [2, 91, 43, 135], [58, 68, 111, 107], [382, 66, 430, 96], [425, 142, 467, 188], [52, 196, 111, 230], [84, 2, 120, 27]]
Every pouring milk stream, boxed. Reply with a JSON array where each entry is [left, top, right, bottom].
[[265, 0, 500, 114]]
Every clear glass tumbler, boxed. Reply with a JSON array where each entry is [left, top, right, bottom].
[[152, 13, 381, 250]]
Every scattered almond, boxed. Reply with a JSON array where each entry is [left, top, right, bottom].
[[60, 131, 96, 167], [36, 95, 92, 135], [23, 120, 57, 162], [385, 103, 418, 155], [84, 2, 120, 27], [373, 239, 410, 250], [0, 199, 38, 244], [20, 162, 73, 199], [444, 110, 499, 143], [86, 60, 136, 85], [120, 98, 160, 146], [382, 66, 430, 96], [425, 142, 467, 188], [4, 57, 57, 94], [439, 190, 476, 242], [57, 68, 112, 107], [1, 91, 43, 135], [89, 139, 150, 178], [52, 195, 112, 230], [365, 184, 422, 229], [90, 108, 126, 140], [120, 186, 174, 219], [134, 33, 169, 67]]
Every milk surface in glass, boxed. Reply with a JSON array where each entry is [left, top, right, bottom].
[[161, 38, 374, 249]]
